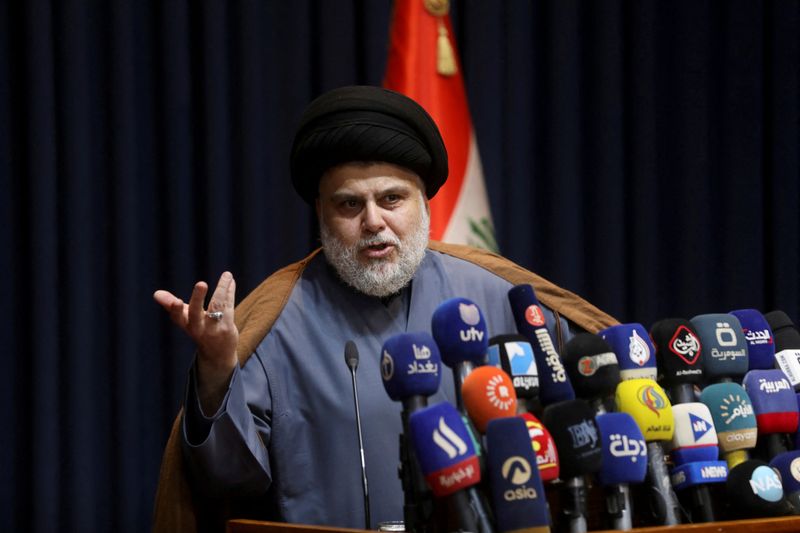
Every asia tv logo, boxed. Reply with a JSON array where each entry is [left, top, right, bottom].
[[500, 456, 539, 502]]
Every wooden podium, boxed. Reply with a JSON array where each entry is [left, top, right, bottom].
[[227, 516, 800, 533]]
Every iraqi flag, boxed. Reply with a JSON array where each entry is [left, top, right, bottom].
[[383, 0, 497, 251]]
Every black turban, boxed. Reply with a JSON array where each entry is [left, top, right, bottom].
[[290, 86, 448, 205]]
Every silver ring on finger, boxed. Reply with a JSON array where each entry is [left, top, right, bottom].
[[206, 311, 224, 322]]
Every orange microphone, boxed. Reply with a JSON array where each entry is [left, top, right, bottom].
[[462, 365, 518, 433]]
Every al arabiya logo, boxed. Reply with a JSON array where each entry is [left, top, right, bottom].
[[380, 350, 394, 381], [501, 456, 532, 485], [432, 417, 468, 459], [638, 385, 666, 416]]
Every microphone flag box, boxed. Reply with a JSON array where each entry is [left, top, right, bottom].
[[775, 349, 800, 390], [670, 461, 728, 491], [742, 369, 799, 434], [670, 402, 720, 465], [699, 383, 757, 453], [486, 417, 550, 533], [649, 318, 704, 385], [488, 334, 539, 398], [599, 323, 657, 381], [691, 313, 749, 381], [408, 402, 480, 497], [519, 412, 560, 482], [595, 412, 647, 485], [615, 378, 674, 441], [769, 450, 800, 495]]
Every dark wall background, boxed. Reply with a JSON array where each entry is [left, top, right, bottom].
[[1, 1, 798, 531]]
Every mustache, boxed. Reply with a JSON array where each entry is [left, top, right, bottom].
[[357, 233, 401, 250]]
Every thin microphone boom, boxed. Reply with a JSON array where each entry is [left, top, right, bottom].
[[345, 340, 370, 530]]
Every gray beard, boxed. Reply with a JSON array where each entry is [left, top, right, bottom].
[[320, 204, 430, 298]]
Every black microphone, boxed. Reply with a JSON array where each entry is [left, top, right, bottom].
[[344, 340, 370, 530]]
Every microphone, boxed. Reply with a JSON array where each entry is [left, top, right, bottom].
[[649, 318, 704, 405], [408, 401, 489, 533], [690, 314, 749, 383], [730, 309, 776, 370], [507, 284, 574, 406], [380, 332, 443, 533], [769, 450, 800, 512], [431, 297, 489, 411], [485, 417, 551, 533], [599, 323, 657, 381], [669, 402, 726, 522], [742, 369, 799, 460], [615, 378, 681, 525], [519, 412, 560, 483], [462, 365, 518, 434], [699, 382, 757, 469], [766, 311, 800, 390], [725, 459, 793, 518], [487, 334, 539, 412], [541, 399, 603, 533], [561, 333, 620, 413], [344, 340, 370, 529], [595, 412, 647, 530]]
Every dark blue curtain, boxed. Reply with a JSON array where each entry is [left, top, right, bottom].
[[1, 1, 797, 531]]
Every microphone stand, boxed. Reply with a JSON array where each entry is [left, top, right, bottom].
[[345, 341, 370, 530]]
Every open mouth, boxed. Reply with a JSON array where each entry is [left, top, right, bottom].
[[361, 241, 395, 258]]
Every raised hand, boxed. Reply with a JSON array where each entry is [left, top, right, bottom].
[[154, 271, 239, 414]]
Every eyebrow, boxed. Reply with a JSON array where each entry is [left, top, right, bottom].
[[329, 185, 413, 203]]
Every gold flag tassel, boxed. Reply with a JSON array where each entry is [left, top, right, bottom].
[[436, 19, 457, 76]]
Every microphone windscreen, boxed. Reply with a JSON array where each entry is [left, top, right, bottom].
[[408, 401, 481, 497], [541, 399, 602, 479], [615, 378, 674, 441], [765, 310, 800, 352], [700, 383, 757, 454], [462, 365, 518, 433], [507, 284, 574, 405], [742, 369, 799, 434], [488, 334, 539, 400], [690, 314, 749, 381], [486, 417, 550, 533], [519, 412, 560, 482], [670, 402, 719, 464], [726, 459, 790, 518], [381, 332, 442, 401], [431, 297, 488, 367], [649, 318, 704, 385], [599, 323, 657, 381], [770, 450, 800, 495], [730, 309, 776, 370], [561, 333, 620, 400], [671, 461, 728, 491], [595, 412, 647, 485]]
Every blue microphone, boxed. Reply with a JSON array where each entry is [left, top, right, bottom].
[[507, 284, 574, 406], [485, 417, 550, 533], [730, 309, 776, 370], [742, 369, 799, 460], [595, 412, 647, 530], [599, 323, 657, 381], [770, 450, 800, 512], [380, 332, 442, 533], [408, 402, 489, 533]]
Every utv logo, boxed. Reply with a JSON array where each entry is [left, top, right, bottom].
[[432, 417, 468, 459], [459, 303, 481, 326], [380, 351, 394, 381], [525, 305, 546, 327], [718, 394, 754, 426], [628, 329, 651, 367], [690, 413, 713, 441], [669, 325, 701, 365]]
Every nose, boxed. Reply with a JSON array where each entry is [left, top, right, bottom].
[[362, 201, 386, 234]]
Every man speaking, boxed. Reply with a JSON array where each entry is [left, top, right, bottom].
[[152, 86, 616, 532]]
